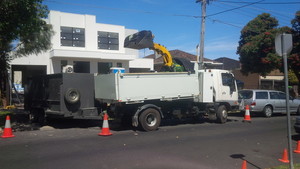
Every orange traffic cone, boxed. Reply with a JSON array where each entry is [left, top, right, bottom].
[[294, 141, 300, 153], [278, 149, 289, 163], [1, 115, 15, 138], [241, 160, 247, 169], [98, 113, 112, 136], [243, 105, 251, 122]]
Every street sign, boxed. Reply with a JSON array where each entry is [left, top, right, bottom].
[[275, 33, 294, 169], [275, 34, 293, 56]]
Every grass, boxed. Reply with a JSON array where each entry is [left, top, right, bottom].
[[0, 110, 12, 116], [0, 110, 13, 127], [267, 163, 300, 169]]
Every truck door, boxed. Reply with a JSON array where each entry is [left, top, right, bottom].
[[219, 73, 238, 103]]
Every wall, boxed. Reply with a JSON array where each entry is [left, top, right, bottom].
[[10, 10, 153, 76], [232, 69, 260, 89]]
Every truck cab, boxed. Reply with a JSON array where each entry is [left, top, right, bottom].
[[211, 69, 238, 106]]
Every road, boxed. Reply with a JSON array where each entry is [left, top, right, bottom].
[[1, 114, 300, 169]]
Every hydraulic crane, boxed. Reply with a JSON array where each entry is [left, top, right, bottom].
[[124, 30, 193, 72]]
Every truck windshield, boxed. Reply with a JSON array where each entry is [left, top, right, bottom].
[[238, 91, 253, 99]]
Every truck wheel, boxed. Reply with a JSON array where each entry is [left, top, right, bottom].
[[216, 105, 227, 123], [64, 88, 80, 104], [30, 109, 46, 125], [139, 108, 161, 131], [263, 105, 273, 118]]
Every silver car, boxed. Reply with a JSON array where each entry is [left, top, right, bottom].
[[238, 89, 300, 117]]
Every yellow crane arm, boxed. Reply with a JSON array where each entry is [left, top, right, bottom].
[[151, 43, 173, 67]]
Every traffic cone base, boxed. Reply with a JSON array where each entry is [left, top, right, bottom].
[[98, 113, 112, 136], [278, 149, 289, 163], [294, 141, 300, 153], [1, 115, 15, 138], [98, 128, 112, 136], [243, 105, 251, 123], [241, 160, 247, 169]]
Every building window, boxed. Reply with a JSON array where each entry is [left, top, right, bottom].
[[117, 63, 122, 68], [61, 27, 85, 47], [98, 62, 112, 74], [74, 61, 90, 73], [98, 31, 119, 50]]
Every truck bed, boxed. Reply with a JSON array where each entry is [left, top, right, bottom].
[[94, 72, 201, 103]]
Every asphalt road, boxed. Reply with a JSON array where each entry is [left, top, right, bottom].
[[1, 114, 300, 169]]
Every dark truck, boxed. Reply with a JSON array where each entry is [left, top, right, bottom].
[[25, 73, 102, 123]]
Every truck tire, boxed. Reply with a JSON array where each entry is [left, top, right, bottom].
[[139, 108, 161, 131], [64, 88, 80, 104], [30, 108, 46, 125], [216, 105, 227, 123], [263, 105, 273, 118]]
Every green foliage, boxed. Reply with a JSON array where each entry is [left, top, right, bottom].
[[288, 70, 299, 85], [0, 0, 53, 103], [237, 13, 296, 78], [289, 11, 300, 82], [267, 163, 300, 169], [237, 13, 278, 50], [0, 110, 12, 116], [237, 13, 284, 76], [0, 0, 54, 58]]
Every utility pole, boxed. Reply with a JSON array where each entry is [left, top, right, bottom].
[[196, 0, 207, 69]]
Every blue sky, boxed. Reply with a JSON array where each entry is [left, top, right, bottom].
[[44, 0, 300, 60]]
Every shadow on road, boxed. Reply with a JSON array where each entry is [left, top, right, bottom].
[[230, 154, 262, 169], [9, 110, 295, 133]]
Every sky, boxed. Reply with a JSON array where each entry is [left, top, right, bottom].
[[43, 0, 300, 60]]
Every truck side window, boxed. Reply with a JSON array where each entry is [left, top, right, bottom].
[[221, 73, 236, 92]]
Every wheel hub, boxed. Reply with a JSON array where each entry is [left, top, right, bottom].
[[146, 114, 157, 127]]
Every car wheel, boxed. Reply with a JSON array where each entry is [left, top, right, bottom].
[[263, 106, 273, 118], [138, 108, 161, 131], [64, 88, 80, 104], [216, 105, 228, 123]]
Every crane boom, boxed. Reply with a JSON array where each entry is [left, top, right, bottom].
[[124, 30, 173, 67], [124, 30, 190, 72], [151, 43, 173, 67]]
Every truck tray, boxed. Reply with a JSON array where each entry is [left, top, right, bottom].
[[94, 72, 200, 103]]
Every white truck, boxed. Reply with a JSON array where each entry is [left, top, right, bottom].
[[93, 30, 239, 131], [94, 66, 239, 131], [25, 30, 239, 131]]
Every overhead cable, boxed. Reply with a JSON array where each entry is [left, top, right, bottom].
[[206, 0, 264, 17], [217, 1, 300, 4]]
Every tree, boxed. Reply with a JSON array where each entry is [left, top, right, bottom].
[[237, 13, 280, 76], [0, 0, 53, 107], [237, 13, 294, 77], [290, 11, 300, 85]]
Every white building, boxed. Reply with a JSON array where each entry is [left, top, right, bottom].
[[10, 10, 153, 86]]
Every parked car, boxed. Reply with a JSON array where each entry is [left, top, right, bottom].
[[294, 116, 300, 134], [238, 89, 300, 117]]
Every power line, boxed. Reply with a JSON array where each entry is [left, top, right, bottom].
[[206, 0, 264, 17], [211, 3, 254, 18], [217, 1, 292, 25], [217, 1, 300, 4], [208, 18, 243, 28]]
